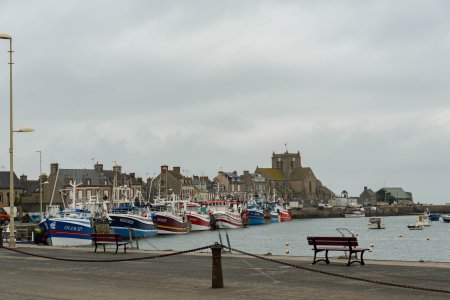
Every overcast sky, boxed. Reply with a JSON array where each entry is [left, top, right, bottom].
[[0, 1, 449, 204]]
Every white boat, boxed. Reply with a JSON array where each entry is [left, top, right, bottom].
[[407, 224, 424, 230], [416, 214, 430, 226], [344, 208, 365, 218], [442, 215, 450, 223], [208, 200, 244, 229], [368, 217, 385, 229]]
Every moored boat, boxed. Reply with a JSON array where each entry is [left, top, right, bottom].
[[368, 217, 385, 229], [344, 208, 365, 218], [150, 203, 190, 235], [442, 215, 450, 223], [208, 200, 244, 229], [416, 214, 430, 226], [108, 209, 157, 238], [407, 224, 424, 230], [37, 180, 95, 246], [183, 202, 210, 231]]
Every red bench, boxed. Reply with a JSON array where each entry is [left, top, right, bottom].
[[307, 236, 369, 266], [91, 234, 130, 254]]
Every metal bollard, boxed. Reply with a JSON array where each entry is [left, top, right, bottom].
[[211, 242, 224, 288]]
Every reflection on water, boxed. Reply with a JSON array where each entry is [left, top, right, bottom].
[[138, 215, 450, 262]]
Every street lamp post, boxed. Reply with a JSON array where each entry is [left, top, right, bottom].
[[0, 33, 15, 247], [36, 150, 43, 218], [1, 33, 35, 247]]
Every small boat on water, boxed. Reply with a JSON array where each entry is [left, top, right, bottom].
[[344, 208, 365, 218], [407, 224, 424, 230], [416, 214, 430, 226], [442, 215, 450, 223], [429, 214, 441, 221], [368, 217, 385, 229]]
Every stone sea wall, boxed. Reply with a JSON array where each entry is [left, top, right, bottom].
[[290, 204, 450, 219]]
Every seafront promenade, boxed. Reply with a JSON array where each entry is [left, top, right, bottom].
[[1, 244, 450, 300]]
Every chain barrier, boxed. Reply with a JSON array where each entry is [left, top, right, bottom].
[[0, 244, 213, 263], [2, 242, 450, 294], [223, 245, 450, 294]]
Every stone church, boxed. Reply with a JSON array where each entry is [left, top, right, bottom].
[[255, 150, 333, 206]]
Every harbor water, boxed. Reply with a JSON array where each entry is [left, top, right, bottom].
[[138, 215, 450, 262]]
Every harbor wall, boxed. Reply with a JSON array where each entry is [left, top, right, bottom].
[[290, 204, 450, 219]]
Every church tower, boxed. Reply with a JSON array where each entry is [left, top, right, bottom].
[[271, 150, 301, 177]]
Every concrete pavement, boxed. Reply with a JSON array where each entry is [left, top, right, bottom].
[[1, 244, 450, 300]]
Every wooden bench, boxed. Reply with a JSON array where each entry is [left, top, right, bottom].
[[307, 236, 370, 266], [91, 234, 130, 254]]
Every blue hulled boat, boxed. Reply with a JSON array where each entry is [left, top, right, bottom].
[[108, 205, 157, 238]]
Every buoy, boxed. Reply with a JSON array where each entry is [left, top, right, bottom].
[[285, 249, 290, 254], [285, 242, 289, 246], [370, 244, 374, 248], [398, 234, 403, 238], [427, 237, 430, 240], [368, 249, 373, 252]]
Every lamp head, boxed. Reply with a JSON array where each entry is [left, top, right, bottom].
[[15, 127, 35, 132], [0, 33, 12, 40]]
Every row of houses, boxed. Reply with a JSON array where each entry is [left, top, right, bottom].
[[0, 150, 413, 214]]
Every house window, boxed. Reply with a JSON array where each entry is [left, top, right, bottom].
[[291, 161, 294, 169], [0, 193, 3, 203], [85, 179, 91, 185], [103, 190, 109, 199], [309, 181, 312, 193], [87, 190, 92, 199]]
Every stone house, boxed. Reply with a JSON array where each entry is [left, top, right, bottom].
[[0, 171, 25, 208], [358, 186, 377, 206]]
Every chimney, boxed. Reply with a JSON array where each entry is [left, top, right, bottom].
[[129, 172, 135, 179], [113, 165, 122, 174], [161, 165, 168, 174], [20, 174, 27, 183], [173, 166, 181, 175], [50, 163, 59, 175], [95, 162, 104, 173]]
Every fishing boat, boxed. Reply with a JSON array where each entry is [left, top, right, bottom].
[[182, 202, 210, 231], [150, 201, 191, 235], [368, 217, 385, 229], [108, 206, 157, 238], [37, 180, 94, 246], [208, 200, 244, 229], [108, 185, 157, 238], [247, 200, 265, 225]]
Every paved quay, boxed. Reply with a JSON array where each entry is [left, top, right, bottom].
[[1, 244, 450, 300]]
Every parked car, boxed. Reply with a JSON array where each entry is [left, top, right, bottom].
[[0, 206, 11, 225]]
